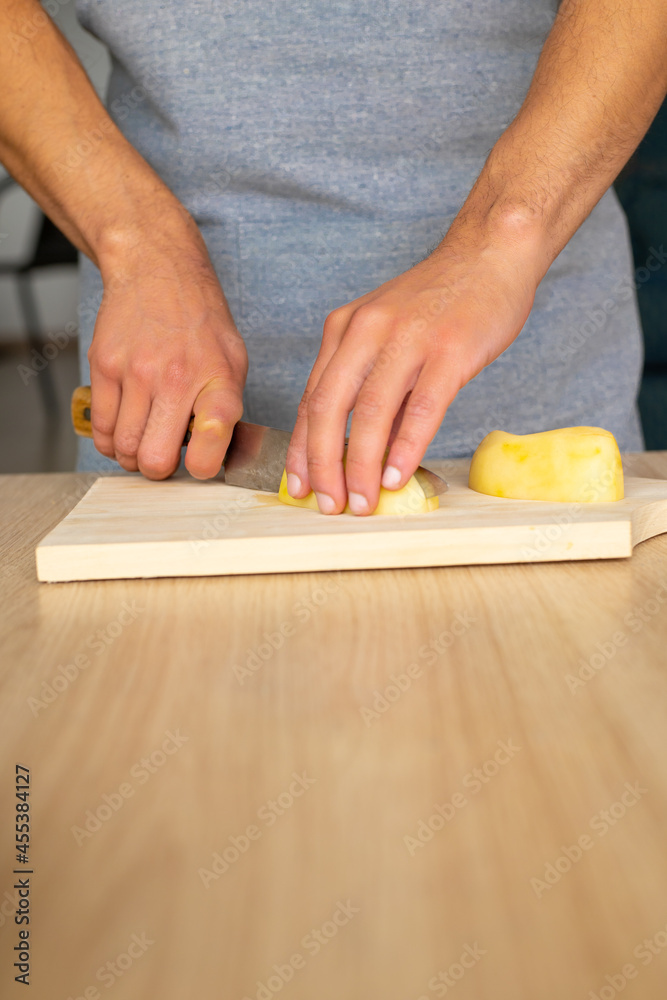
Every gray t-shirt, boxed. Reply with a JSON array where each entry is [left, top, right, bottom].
[[74, 0, 644, 472]]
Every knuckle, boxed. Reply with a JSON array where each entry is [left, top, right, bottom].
[[114, 432, 141, 456], [322, 306, 347, 338], [200, 392, 244, 429], [393, 429, 423, 454], [285, 444, 303, 471], [354, 388, 386, 420], [321, 316, 336, 340], [225, 394, 244, 423], [343, 453, 370, 478], [307, 386, 334, 419], [150, 396, 171, 421], [405, 391, 436, 423], [94, 353, 123, 381], [203, 406, 239, 430], [226, 330, 248, 361], [223, 404, 243, 427], [296, 394, 311, 421], [349, 302, 391, 335], [91, 414, 115, 436], [306, 452, 332, 478]]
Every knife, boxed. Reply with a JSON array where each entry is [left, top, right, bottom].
[[71, 385, 447, 498]]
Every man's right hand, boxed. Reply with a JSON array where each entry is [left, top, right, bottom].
[[89, 219, 247, 480], [0, 0, 246, 480]]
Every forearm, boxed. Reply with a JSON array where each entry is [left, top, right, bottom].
[[0, 0, 194, 272], [442, 0, 667, 282]]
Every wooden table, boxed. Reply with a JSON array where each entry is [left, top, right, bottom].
[[2, 454, 667, 1000]]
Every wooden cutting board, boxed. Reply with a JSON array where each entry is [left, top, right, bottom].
[[35, 462, 667, 582]]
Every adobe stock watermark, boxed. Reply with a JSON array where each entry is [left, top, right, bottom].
[[71, 729, 189, 846], [519, 466, 622, 561], [415, 942, 487, 999], [558, 246, 667, 360], [588, 919, 667, 1000], [51, 71, 159, 180], [8, 0, 73, 54], [404, 739, 521, 856], [190, 493, 256, 553], [198, 771, 316, 888], [60, 475, 98, 513], [530, 780, 648, 899], [241, 899, 359, 1000], [0, 886, 20, 934], [565, 579, 667, 693], [233, 574, 346, 684], [359, 610, 477, 726], [16, 322, 77, 387], [65, 931, 154, 1000], [26, 601, 145, 717], [17, 271, 134, 389]]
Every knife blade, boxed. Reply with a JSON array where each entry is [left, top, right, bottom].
[[71, 385, 448, 496]]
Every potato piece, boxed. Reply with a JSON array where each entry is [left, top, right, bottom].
[[468, 426, 624, 502], [277, 469, 439, 514]]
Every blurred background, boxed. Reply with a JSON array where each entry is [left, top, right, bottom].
[[0, 4, 665, 475]]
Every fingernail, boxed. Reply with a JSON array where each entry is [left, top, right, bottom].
[[286, 473, 302, 497], [347, 492, 369, 515], [314, 492, 336, 514], [382, 465, 402, 489]]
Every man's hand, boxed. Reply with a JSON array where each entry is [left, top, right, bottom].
[[286, 0, 667, 514], [0, 0, 247, 480], [89, 220, 247, 480], [284, 220, 538, 515]]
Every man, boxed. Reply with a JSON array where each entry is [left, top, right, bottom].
[[1, 0, 666, 514]]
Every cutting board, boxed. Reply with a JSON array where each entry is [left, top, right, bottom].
[[35, 462, 667, 582]]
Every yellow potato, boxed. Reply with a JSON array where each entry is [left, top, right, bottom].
[[277, 469, 439, 514], [468, 426, 624, 502]]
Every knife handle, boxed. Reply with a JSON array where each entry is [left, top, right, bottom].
[[71, 386, 196, 445]]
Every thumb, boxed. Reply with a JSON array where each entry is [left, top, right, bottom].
[[185, 375, 244, 480]]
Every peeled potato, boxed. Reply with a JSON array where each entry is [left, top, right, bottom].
[[468, 426, 624, 502], [277, 469, 439, 515]]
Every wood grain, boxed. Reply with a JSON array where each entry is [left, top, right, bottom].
[[35, 462, 667, 582], [2, 455, 667, 1000]]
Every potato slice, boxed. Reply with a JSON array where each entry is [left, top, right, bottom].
[[277, 469, 439, 514], [468, 426, 624, 502]]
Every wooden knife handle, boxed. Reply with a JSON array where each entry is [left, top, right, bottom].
[[71, 386, 196, 445]]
